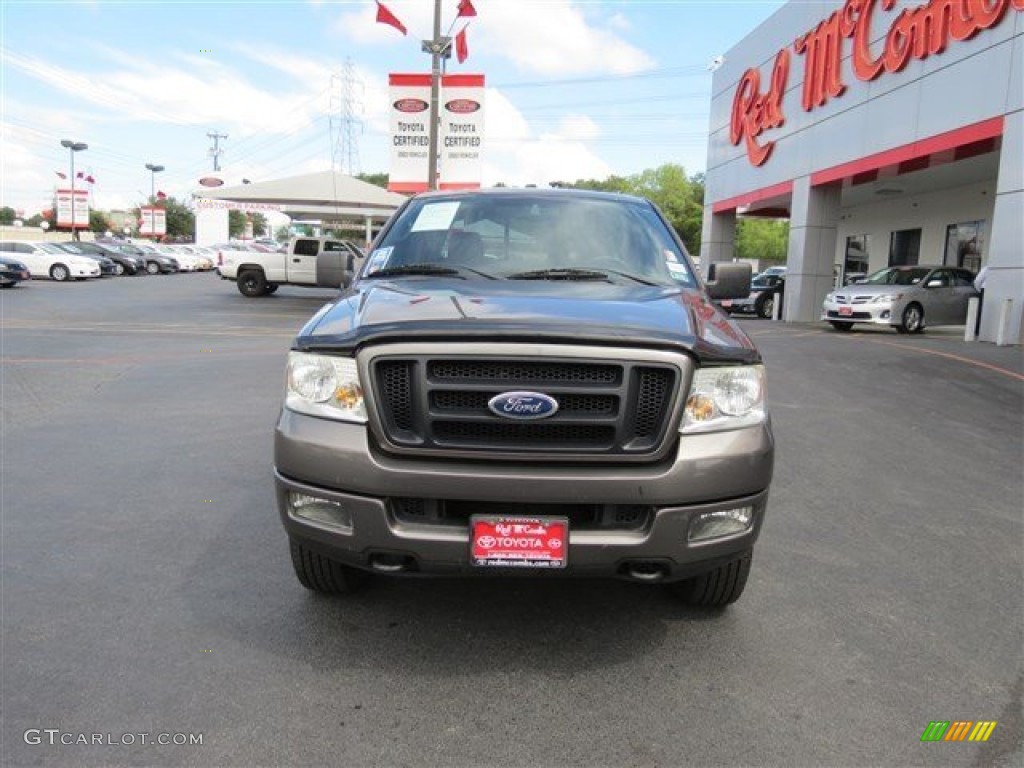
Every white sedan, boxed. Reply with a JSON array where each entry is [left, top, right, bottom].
[[0, 240, 101, 281]]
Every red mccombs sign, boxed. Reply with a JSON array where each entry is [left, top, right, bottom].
[[731, 0, 1024, 166]]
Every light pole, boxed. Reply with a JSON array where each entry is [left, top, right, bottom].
[[61, 139, 88, 240], [145, 163, 164, 240]]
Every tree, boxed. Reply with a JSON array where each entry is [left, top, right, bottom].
[[228, 210, 247, 238], [357, 172, 389, 189], [275, 225, 292, 242], [89, 210, 110, 234], [735, 218, 789, 264], [251, 212, 268, 237], [0, 206, 15, 225]]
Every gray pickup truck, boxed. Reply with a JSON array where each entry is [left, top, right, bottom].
[[274, 188, 773, 607]]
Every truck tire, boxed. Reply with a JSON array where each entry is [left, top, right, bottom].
[[289, 540, 368, 594], [757, 295, 774, 319], [669, 551, 751, 607], [238, 269, 269, 297]]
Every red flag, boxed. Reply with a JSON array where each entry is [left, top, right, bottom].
[[85, 175, 95, 184], [457, 0, 477, 17], [375, 1, 407, 35], [76, 171, 85, 179], [156, 190, 167, 200], [455, 25, 469, 64], [55, 171, 67, 179]]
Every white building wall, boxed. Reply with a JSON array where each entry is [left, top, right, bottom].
[[836, 181, 996, 272]]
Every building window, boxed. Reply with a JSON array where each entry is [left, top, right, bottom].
[[888, 228, 921, 267], [944, 220, 984, 273], [843, 235, 870, 284]]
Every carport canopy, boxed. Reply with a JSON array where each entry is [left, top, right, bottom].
[[194, 170, 408, 232]]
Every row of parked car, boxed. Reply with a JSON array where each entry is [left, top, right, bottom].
[[0, 240, 232, 286], [718, 263, 981, 334]]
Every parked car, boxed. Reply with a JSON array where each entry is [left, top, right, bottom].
[[156, 245, 201, 272], [67, 241, 145, 275], [0, 254, 31, 287], [53, 243, 117, 276], [0, 241, 101, 281], [756, 265, 787, 280], [721, 274, 784, 318], [121, 243, 180, 274], [822, 265, 978, 333], [274, 188, 770, 607]]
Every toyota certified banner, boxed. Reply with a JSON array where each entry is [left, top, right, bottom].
[[139, 206, 166, 237], [439, 74, 485, 191], [55, 189, 90, 229], [388, 73, 485, 193]]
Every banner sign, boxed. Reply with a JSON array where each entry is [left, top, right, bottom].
[[439, 74, 485, 191], [55, 189, 90, 229], [139, 206, 166, 237], [388, 73, 485, 193], [194, 198, 284, 212]]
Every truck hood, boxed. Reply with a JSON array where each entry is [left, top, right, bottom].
[[296, 279, 759, 364]]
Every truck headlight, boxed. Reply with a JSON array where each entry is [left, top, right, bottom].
[[285, 351, 367, 423], [681, 365, 765, 434]]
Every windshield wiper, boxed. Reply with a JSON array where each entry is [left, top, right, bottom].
[[364, 264, 464, 279], [506, 267, 657, 285]]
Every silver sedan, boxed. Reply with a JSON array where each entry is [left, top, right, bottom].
[[822, 266, 978, 333]]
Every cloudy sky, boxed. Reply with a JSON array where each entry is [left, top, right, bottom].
[[1, 0, 784, 216]]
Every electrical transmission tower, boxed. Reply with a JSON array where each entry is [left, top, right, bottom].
[[207, 131, 228, 172], [329, 59, 364, 176]]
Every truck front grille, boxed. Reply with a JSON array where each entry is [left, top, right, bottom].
[[372, 354, 679, 459], [390, 497, 652, 530]]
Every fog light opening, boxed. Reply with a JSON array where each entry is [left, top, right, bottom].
[[688, 506, 754, 542], [289, 492, 354, 533]]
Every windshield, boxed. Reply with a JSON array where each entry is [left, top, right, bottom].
[[862, 267, 931, 286], [367, 193, 696, 287]]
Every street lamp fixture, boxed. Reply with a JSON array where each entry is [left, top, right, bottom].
[[145, 163, 165, 239], [61, 139, 88, 240]]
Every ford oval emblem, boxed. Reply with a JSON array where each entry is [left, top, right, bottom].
[[488, 391, 559, 421]]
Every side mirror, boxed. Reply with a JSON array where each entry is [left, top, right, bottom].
[[706, 262, 753, 300]]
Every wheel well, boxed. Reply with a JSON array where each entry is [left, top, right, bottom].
[[238, 264, 266, 276]]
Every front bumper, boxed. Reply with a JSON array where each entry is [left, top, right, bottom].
[[274, 409, 773, 580], [821, 299, 895, 326]]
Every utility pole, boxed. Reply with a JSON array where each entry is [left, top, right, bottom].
[[207, 131, 228, 172], [422, 0, 450, 191]]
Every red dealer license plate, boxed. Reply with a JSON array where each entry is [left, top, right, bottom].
[[470, 516, 568, 569]]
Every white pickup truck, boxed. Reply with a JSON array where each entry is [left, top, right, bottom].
[[219, 237, 365, 297]]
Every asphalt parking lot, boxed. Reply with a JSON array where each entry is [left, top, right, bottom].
[[2, 274, 1022, 767]]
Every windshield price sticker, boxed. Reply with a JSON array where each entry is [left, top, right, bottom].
[[365, 247, 393, 275], [471, 516, 568, 568], [410, 202, 461, 232]]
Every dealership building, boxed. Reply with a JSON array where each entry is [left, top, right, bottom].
[[701, 0, 1023, 342]]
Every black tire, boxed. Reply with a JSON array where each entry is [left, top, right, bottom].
[[900, 303, 924, 334], [265, 284, 279, 294], [669, 551, 752, 607], [237, 269, 269, 297], [113, 262, 125, 276], [757, 294, 775, 319], [49, 263, 70, 282], [289, 540, 367, 594], [829, 321, 854, 332], [146, 261, 160, 275]]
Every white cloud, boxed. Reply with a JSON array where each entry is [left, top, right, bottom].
[[1, 48, 328, 137], [480, 89, 610, 187], [330, 0, 655, 76]]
